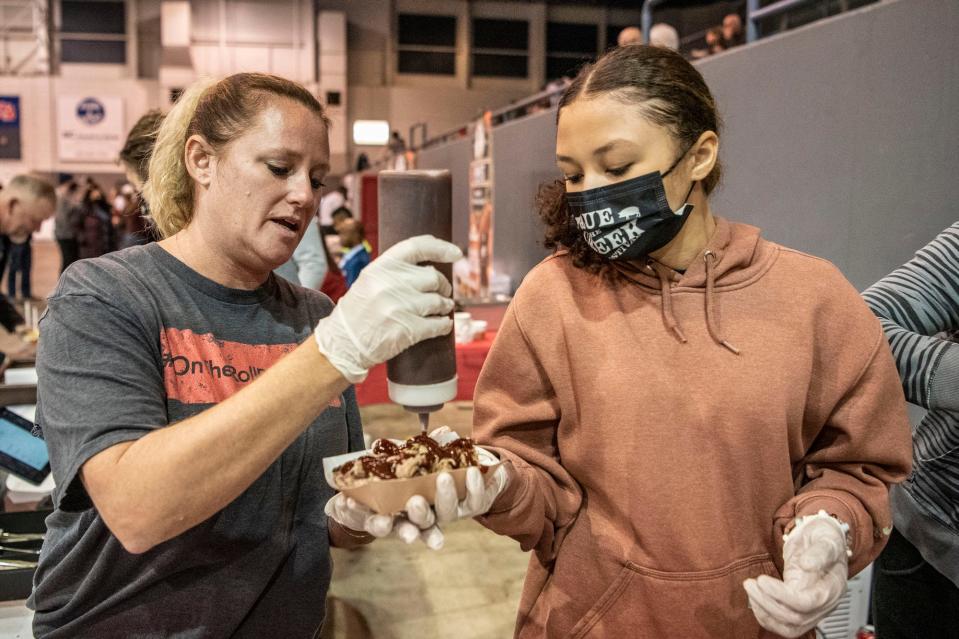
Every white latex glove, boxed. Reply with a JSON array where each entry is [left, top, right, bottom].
[[434, 464, 509, 523], [314, 235, 461, 383], [428, 425, 509, 524], [743, 511, 850, 638], [324, 428, 508, 550], [324, 492, 445, 550]]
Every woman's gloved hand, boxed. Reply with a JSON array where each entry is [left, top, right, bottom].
[[743, 511, 850, 638], [325, 491, 446, 549], [314, 235, 461, 383], [324, 428, 509, 550]]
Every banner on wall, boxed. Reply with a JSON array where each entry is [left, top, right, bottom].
[[461, 110, 494, 300], [0, 96, 22, 160], [57, 95, 125, 162]]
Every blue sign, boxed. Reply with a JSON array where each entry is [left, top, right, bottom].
[[0, 96, 21, 160], [76, 97, 106, 125]]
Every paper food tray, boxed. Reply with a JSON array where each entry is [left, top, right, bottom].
[[323, 431, 500, 515]]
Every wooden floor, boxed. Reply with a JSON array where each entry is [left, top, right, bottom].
[[30, 241, 529, 639]]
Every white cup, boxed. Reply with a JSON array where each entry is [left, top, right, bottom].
[[469, 319, 487, 341], [454, 312, 472, 343]]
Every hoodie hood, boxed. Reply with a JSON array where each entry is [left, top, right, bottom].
[[612, 216, 772, 290], [611, 216, 777, 354]]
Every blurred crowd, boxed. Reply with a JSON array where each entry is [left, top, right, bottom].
[[618, 13, 745, 60]]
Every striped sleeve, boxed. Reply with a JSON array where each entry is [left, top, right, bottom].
[[863, 221, 959, 411]]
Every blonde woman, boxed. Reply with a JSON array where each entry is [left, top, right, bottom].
[[30, 73, 460, 637]]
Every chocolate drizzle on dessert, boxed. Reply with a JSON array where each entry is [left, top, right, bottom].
[[333, 434, 482, 489]]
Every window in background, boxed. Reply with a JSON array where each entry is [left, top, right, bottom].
[[547, 22, 598, 81], [471, 18, 528, 78], [59, 0, 127, 64], [397, 13, 456, 75]]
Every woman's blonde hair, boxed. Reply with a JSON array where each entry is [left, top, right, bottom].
[[143, 73, 331, 239]]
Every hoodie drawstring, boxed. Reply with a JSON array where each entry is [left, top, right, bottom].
[[703, 250, 741, 355], [648, 261, 688, 344]]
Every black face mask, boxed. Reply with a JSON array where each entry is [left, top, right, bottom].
[[565, 151, 696, 261]]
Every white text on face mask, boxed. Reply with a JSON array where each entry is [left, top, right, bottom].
[[584, 220, 645, 256], [576, 207, 615, 230], [575, 205, 643, 231]]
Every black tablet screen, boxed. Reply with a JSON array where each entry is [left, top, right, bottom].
[[0, 414, 47, 470]]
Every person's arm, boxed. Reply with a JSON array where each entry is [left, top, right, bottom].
[[292, 220, 328, 289], [81, 340, 348, 554], [472, 302, 582, 564], [863, 221, 959, 411], [773, 306, 913, 575], [44, 236, 459, 555]]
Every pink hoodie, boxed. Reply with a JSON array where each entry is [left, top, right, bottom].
[[474, 217, 912, 638]]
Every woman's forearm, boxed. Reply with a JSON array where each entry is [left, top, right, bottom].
[[81, 338, 349, 553]]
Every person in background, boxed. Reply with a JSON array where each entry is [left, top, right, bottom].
[[691, 26, 727, 60], [707, 26, 726, 55], [723, 13, 746, 48], [7, 230, 34, 301], [319, 232, 348, 303], [331, 205, 353, 233], [7, 239, 30, 301], [0, 174, 55, 260], [649, 22, 680, 51], [110, 180, 129, 222], [77, 183, 115, 260], [372, 45, 909, 638], [332, 206, 373, 256], [0, 174, 54, 310], [389, 131, 408, 170], [0, 175, 41, 359], [863, 221, 959, 639], [274, 214, 328, 289], [0, 182, 4, 288], [616, 26, 643, 46], [55, 180, 82, 274], [318, 184, 346, 234], [337, 218, 371, 288], [118, 110, 165, 247], [354, 153, 370, 172], [29, 72, 461, 638], [388, 130, 406, 157]]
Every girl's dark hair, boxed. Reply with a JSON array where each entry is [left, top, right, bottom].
[[540, 45, 723, 280]]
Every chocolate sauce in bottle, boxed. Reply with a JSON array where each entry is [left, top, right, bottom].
[[378, 170, 458, 430]]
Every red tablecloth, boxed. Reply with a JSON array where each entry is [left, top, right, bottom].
[[354, 332, 496, 406]]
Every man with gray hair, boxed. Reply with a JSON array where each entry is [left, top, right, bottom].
[[0, 174, 56, 241], [0, 175, 54, 364]]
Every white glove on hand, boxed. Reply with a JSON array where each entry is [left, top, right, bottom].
[[428, 425, 509, 525], [324, 492, 446, 549], [314, 235, 461, 383], [324, 428, 508, 550], [434, 464, 508, 523], [743, 511, 850, 638]]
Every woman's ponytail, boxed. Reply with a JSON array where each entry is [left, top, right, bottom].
[[142, 78, 215, 239]]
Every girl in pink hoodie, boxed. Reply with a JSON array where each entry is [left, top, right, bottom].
[[471, 45, 913, 638]]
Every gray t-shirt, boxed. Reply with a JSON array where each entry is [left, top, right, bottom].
[[29, 243, 364, 638]]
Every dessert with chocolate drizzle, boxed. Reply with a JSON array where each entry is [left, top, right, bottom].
[[333, 434, 483, 489]]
